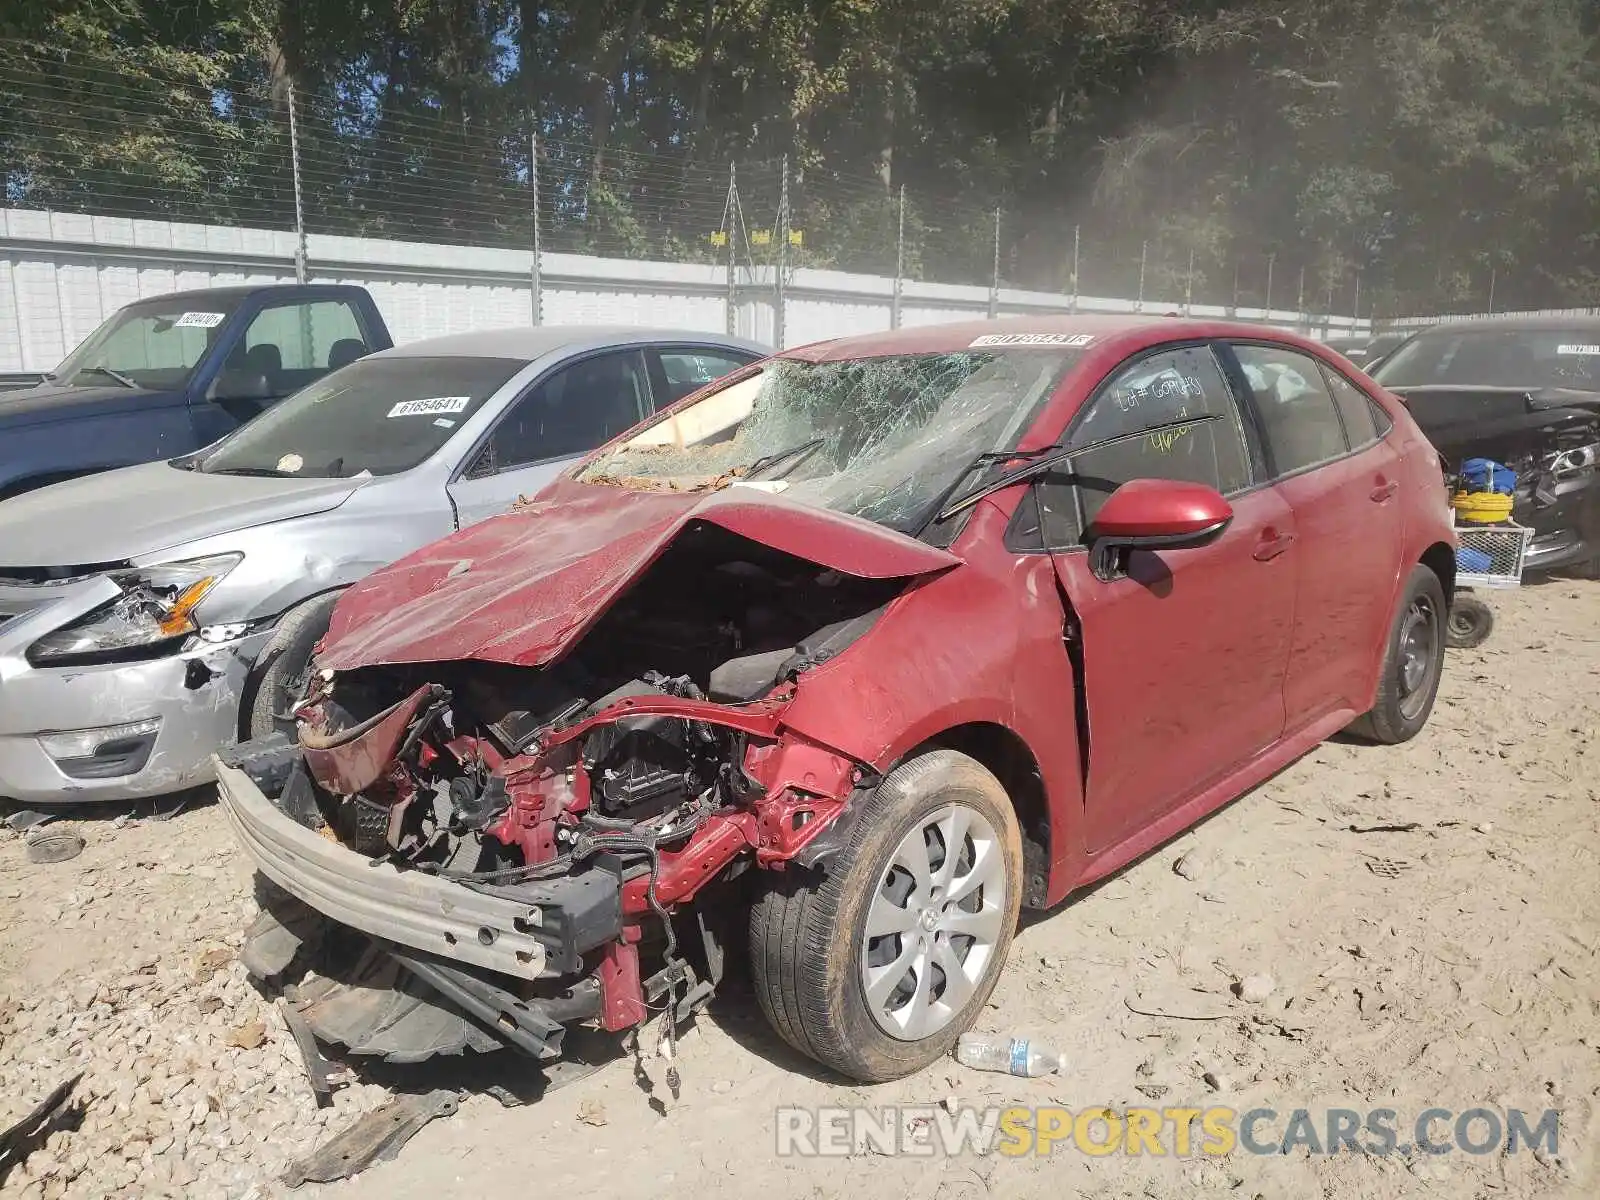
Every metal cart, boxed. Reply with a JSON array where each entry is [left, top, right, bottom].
[[1448, 520, 1534, 647]]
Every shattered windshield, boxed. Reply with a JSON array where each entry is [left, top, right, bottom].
[[575, 350, 1079, 533], [1374, 328, 1600, 391]]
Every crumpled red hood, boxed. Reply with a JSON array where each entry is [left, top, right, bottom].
[[316, 478, 961, 670]]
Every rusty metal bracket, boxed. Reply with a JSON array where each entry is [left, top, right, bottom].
[[282, 1088, 459, 1188]]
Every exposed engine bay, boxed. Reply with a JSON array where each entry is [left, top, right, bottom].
[[1396, 386, 1600, 572], [220, 527, 907, 1069]]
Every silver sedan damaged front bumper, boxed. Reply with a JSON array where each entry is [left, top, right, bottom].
[[0, 626, 272, 806]]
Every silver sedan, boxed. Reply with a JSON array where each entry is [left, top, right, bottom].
[[0, 326, 766, 806]]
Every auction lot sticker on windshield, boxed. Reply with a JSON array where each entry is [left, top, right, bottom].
[[970, 332, 1095, 348], [1557, 344, 1600, 356], [388, 396, 472, 418], [174, 311, 227, 328]]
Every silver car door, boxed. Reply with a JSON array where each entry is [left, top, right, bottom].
[[445, 348, 652, 527]]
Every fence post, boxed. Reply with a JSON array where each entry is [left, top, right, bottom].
[[987, 207, 1001, 319], [725, 162, 738, 337], [1487, 267, 1497, 314], [1352, 270, 1361, 325], [1136, 240, 1147, 312], [1265, 253, 1275, 315], [891, 184, 905, 330], [1230, 259, 1239, 315], [1184, 248, 1194, 314], [1071, 225, 1080, 313], [1297, 266, 1306, 328], [530, 129, 542, 325], [287, 82, 307, 283], [775, 156, 790, 349]]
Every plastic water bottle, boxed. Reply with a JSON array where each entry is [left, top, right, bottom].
[[954, 1032, 1066, 1077]]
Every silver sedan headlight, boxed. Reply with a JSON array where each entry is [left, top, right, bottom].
[[27, 554, 242, 665]]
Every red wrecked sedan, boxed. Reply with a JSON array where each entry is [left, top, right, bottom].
[[215, 316, 1455, 1083]]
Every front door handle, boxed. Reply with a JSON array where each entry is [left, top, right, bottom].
[[1253, 531, 1296, 562], [1370, 480, 1399, 503]]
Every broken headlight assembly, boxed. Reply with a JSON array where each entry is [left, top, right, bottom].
[[26, 553, 242, 666], [1547, 441, 1600, 479]]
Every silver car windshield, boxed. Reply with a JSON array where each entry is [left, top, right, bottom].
[[200, 356, 525, 479], [576, 350, 1078, 533]]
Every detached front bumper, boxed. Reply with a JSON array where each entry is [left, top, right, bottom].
[[0, 630, 271, 805], [215, 759, 553, 980]]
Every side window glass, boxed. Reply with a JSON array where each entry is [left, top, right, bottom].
[[1368, 397, 1394, 435], [233, 300, 369, 393], [1321, 364, 1380, 446], [1233, 344, 1349, 477], [1046, 345, 1251, 545], [490, 350, 649, 470], [654, 351, 752, 406]]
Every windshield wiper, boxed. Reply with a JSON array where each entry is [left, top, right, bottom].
[[76, 365, 138, 389], [205, 466, 302, 478], [928, 414, 1223, 526], [737, 436, 825, 481]]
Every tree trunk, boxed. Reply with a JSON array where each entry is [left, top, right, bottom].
[[519, 0, 543, 117], [687, 0, 719, 155], [587, 0, 648, 187], [877, 27, 902, 192]]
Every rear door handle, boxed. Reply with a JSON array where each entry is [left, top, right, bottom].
[[1253, 532, 1296, 562], [1370, 480, 1399, 502]]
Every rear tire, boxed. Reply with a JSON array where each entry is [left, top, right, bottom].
[[243, 592, 343, 741], [1349, 565, 1446, 744], [1445, 594, 1494, 649], [748, 749, 1022, 1082]]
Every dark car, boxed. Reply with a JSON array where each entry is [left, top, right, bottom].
[[1372, 317, 1600, 577], [1362, 329, 1416, 373], [214, 315, 1455, 1084], [0, 284, 392, 499]]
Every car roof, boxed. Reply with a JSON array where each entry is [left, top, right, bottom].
[[378, 326, 770, 363], [780, 314, 1342, 363], [1409, 314, 1600, 334], [121, 284, 365, 307]]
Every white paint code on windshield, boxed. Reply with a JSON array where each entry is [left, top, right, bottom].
[[174, 311, 227, 328], [1556, 344, 1600, 355], [969, 332, 1095, 348], [387, 396, 472, 418]]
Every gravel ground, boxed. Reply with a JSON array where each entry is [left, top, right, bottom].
[[2, 579, 1597, 1200]]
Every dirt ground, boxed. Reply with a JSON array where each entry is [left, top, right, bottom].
[[3, 579, 1597, 1200]]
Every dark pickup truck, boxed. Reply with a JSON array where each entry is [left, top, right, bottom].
[[0, 284, 393, 499]]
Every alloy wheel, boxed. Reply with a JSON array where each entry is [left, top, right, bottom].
[[859, 804, 1008, 1041]]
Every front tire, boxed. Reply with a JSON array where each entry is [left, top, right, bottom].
[[1349, 565, 1447, 744], [748, 749, 1022, 1082], [243, 591, 343, 741]]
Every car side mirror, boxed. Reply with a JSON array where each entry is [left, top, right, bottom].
[[208, 372, 274, 403], [1084, 478, 1234, 581]]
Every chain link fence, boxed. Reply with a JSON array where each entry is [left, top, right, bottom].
[[1, 41, 1391, 329]]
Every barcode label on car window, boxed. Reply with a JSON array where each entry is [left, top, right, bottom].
[[388, 396, 472, 418], [1556, 344, 1600, 356], [174, 311, 226, 328], [969, 332, 1096, 348]]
